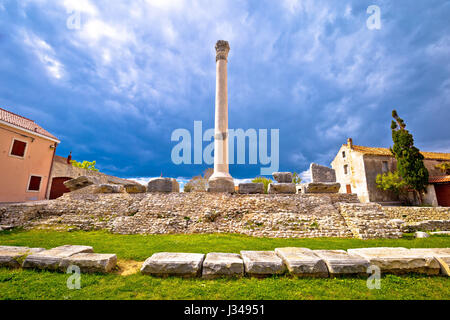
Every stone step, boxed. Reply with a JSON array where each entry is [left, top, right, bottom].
[[240, 251, 286, 277], [0, 246, 45, 268], [22, 245, 94, 271], [275, 248, 328, 278], [60, 253, 117, 273], [140, 252, 205, 278], [202, 253, 244, 279]]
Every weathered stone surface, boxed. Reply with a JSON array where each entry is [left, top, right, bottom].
[[60, 253, 117, 273], [124, 184, 147, 194], [94, 184, 125, 194], [303, 183, 341, 194], [202, 253, 244, 279], [240, 251, 286, 277], [147, 178, 180, 193], [408, 248, 450, 276], [313, 250, 370, 276], [208, 179, 235, 193], [268, 183, 296, 194], [272, 172, 293, 183], [430, 231, 450, 236], [275, 248, 328, 277], [0, 225, 14, 231], [23, 245, 94, 271], [310, 164, 336, 183], [238, 183, 264, 194], [348, 247, 441, 275], [415, 231, 430, 238], [141, 252, 205, 277], [64, 176, 102, 191], [0, 246, 45, 268]]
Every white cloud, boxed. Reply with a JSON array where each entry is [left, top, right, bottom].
[[22, 31, 64, 79], [62, 0, 98, 15], [300, 169, 312, 183]]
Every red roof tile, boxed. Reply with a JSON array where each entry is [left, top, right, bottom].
[[429, 176, 450, 184], [0, 107, 58, 141], [343, 144, 450, 161]]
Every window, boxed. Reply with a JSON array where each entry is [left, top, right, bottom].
[[27, 176, 42, 192], [344, 165, 349, 175], [342, 151, 346, 158], [10, 139, 27, 158], [382, 161, 389, 173]]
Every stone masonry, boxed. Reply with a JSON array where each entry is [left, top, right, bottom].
[[0, 192, 403, 239]]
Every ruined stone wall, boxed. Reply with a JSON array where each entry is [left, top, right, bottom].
[[382, 206, 450, 223], [0, 193, 402, 239]]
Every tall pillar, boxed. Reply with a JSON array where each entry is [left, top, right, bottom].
[[208, 40, 235, 193]]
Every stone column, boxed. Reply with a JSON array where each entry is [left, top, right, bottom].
[[208, 40, 235, 193]]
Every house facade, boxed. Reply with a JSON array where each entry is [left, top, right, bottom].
[[0, 108, 60, 203], [331, 138, 450, 206]]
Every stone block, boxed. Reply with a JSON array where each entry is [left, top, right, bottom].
[[313, 250, 370, 276], [0, 246, 45, 268], [124, 184, 147, 194], [415, 232, 430, 238], [94, 184, 125, 194], [240, 251, 286, 277], [202, 253, 244, 279], [310, 163, 336, 183], [272, 172, 293, 183], [208, 179, 235, 193], [268, 183, 296, 194], [141, 252, 205, 278], [238, 183, 264, 194], [275, 248, 329, 277], [303, 183, 341, 194], [64, 176, 102, 191], [408, 248, 450, 276], [348, 248, 441, 275], [147, 178, 180, 193], [23, 245, 94, 271], [60, 253, 117, 273]]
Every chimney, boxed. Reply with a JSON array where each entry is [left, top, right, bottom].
[[347, 138, 353, 149]]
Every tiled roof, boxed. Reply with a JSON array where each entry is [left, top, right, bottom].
[[343, 144, 450, 161], [0, 107, 58, 141], [429, 176, 450, 184]]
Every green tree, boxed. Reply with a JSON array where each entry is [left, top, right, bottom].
[[390, 110, 429, 203], [252, 177, 273, 194], [70, 160, 99, 172], [292, 172, 302, 184], [435, 162, 450, 175], [376, 171, 408, 196]]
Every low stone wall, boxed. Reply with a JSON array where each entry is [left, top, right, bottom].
[[382, 207, 450, 223], [0, 193, 401, 239], [402, 220, 450, 233]]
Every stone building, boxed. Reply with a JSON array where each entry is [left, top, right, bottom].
[[331, 138, 450, 206]]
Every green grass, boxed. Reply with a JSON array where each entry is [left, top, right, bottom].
[[0, 229, 449, 300]]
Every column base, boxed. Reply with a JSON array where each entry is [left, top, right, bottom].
[[208, 175, 235, 193]]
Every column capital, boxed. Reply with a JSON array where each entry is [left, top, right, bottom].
[[215, 40, 230, 62]]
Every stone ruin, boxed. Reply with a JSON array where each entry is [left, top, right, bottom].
[[298, 163, 341, 194]]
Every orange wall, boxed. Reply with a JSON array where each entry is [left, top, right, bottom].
[[0, 123, 56, 202]]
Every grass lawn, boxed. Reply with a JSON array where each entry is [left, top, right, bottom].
[[0, 229, 449, 300]]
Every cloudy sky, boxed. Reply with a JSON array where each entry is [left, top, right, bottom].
[[1, 0, 449, 185]]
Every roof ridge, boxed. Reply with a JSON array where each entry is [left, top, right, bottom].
[[0, 107, 35, 122], [345, 144, 450, 156]]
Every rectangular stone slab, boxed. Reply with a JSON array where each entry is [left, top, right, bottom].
[[141, 252, 205, 278], [240, 251, 286, 277], [0, 246, 45, 268], [348, 248, 441, 275], [60, 253, 117, 273], [23, 245, 94, 271], [275, 248, 329, 278], [408, 248, 450, 276], [313, 250, 370, 276], [202, 253, 244, 279]]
